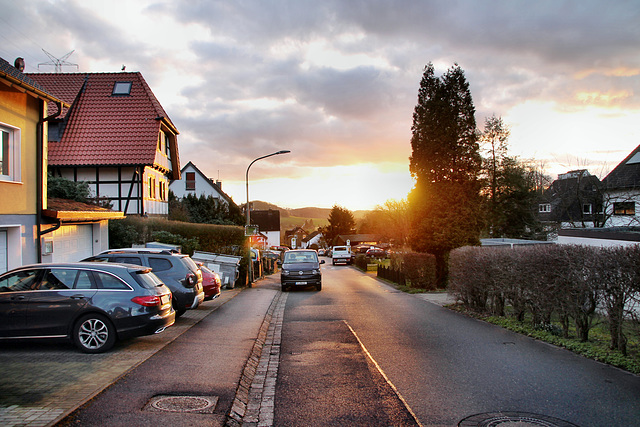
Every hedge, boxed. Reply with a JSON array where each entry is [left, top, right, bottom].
[[449, 244, 640, 355], [109, 216, 246, 256]]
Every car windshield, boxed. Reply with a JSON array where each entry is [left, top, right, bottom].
[[284, 252, 318, 263]]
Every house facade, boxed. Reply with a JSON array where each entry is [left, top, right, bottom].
[[1, 57, 123, 273], [250, 209, 282, 248], [169, 161, 232, 206], [28, 72, 180, 217], [0, 57, 64, 272], [536, 170, 603, 229], [601, 144, 640, 227]]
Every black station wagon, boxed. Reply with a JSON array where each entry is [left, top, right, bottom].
[[0, 262, 175, 353]]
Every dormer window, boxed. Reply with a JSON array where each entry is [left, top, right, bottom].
[[112, 82, 132, 95]]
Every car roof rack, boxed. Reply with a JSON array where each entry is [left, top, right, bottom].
[[100, 248, 180, 255]]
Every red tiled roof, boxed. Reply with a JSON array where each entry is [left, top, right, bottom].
[[27, 72, 179, 167]]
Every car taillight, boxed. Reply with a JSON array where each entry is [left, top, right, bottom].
[[186, 273, 197, 287], [132, 295, 161, 307]]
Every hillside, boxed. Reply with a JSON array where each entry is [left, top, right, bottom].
[[250, 201, 369, 231]]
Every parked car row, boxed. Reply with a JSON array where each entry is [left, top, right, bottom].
[[0, 248, 214, 354]]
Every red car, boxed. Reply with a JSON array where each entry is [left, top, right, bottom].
[[200, 265, 221, 300]]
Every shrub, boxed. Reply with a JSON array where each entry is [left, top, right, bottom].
[[108, 216, 245, 256], [399, 252, 436, 290]]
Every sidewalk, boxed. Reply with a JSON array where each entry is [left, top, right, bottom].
[[0, 288, 242, 427]]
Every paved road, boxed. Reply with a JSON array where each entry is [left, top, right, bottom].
[[2, 264, 640, 426], [293, 264, 640, 426]]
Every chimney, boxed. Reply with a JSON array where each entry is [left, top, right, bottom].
[[14, 58, 25, 72], [216, 180, 222, 190]]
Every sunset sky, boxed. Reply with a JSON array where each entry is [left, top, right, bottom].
[[1, 1, 638, 210]]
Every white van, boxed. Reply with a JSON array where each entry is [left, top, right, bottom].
[[331, 246, 352, 265]]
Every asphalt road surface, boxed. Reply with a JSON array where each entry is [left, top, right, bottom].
[[46, 262, 640, 426], [287, 263, 640, 426]]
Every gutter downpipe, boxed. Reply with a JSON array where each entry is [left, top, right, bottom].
[[36, 100, 64, 262]]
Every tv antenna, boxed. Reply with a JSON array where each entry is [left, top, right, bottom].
[[38, 49, 79, 72]]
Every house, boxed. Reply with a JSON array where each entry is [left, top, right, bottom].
[[301, 230, 323, 249], [169, 161, 233, 206], [1, 57, 123, 273], [250, 209, 282, 248], [28, 71, 180, 216], [335, 234, 380, 247], [284, 226, 307, 249], [601, 144, 640, 227], [536, 170, 603, 229]]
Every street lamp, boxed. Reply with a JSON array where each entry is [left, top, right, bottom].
[[245, 150, 290, 285], [245, 150, 291, 228]]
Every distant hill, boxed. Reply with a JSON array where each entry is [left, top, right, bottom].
[[250, 201, 369, 231]]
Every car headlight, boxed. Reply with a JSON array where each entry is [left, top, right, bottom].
[[282, 270, 290, 275]]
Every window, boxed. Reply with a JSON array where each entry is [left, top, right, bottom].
[[0, 124, 21, 182], [94, 272, 130, 290], [186, 172, 196, 191], [148, 176, 156, 199], [539, 204, 551, 213], [149, 258, 172, 272], [583, 204, 592, 215], [0, 269, 41, 292], [113, 256, 143, 265], [614, 202, 635, 216], [112, 81, 132, 95]]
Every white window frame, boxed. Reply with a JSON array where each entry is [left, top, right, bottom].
[[0, 123, 21, 183], [539, 203, 551, 213]]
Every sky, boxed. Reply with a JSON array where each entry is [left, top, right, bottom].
[[1, 1, 639, 210]]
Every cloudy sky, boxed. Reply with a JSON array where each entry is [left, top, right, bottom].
[[1, 1, 639, 210]]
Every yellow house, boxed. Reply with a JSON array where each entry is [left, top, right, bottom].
[[0, 57, 66, 273]]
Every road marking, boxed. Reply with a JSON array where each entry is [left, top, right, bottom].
[[344, 320, 424, 427]]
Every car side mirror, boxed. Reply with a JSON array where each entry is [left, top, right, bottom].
[[277, 260, 282, 266]]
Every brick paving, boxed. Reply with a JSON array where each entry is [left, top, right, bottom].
[[226, 289, 286, 427], [0, 289, 241, 427]]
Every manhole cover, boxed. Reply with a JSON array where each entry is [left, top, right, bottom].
[[145, 395, 219, 414], [459, 412, 579, 427]]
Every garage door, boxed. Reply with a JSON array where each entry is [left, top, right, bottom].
[[0, 231, 7, 274], [52, 225, 94, 263]]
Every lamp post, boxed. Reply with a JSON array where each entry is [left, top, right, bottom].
[[245, 150, 290, 285]]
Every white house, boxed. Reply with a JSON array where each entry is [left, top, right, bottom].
[[601, 144, 640, 227], [169, 161, 233, 206]]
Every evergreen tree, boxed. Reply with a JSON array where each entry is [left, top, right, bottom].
[[322, 205, 356, 246], [408, 63, 483, 287]]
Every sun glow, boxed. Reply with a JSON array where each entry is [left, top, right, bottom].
[[223, 163, 414, 211]]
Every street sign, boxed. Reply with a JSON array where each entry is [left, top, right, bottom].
[[245, 225, 259, 236]]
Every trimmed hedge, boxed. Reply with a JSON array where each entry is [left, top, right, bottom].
[[109, 216, 246, 256], [449, 244, 640, 355]]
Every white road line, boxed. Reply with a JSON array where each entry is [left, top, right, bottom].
[[344, 320, 424, 427]]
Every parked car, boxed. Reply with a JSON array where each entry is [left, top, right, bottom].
[[279, 249, 325, 292], [366, 247, 387, 258], [199, 264, 221, 300], [83, 248, 204, 317], [0, 262, 175, 353], [331, 246, 352, 265]]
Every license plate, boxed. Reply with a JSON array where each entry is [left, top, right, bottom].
[[161, 294, 170, 305], [295, 281, 307, 285]]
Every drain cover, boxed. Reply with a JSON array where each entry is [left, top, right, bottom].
[[144, 395, 219, 414], [459, 412, 579, 427]]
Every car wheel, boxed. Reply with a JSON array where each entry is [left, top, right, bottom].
[[316, 283, 322, 291], [281, 285, 289, 292], [73, 314, 116, 354], [332, 260, 336, 265]]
